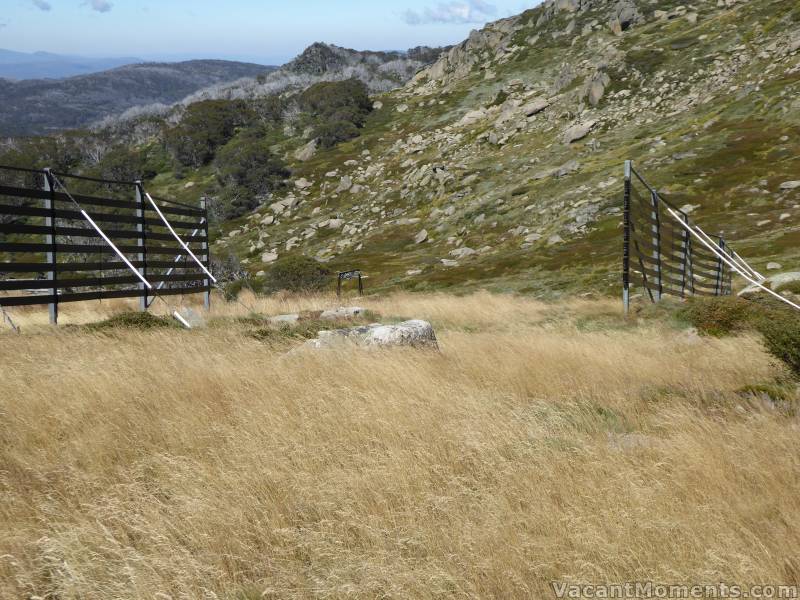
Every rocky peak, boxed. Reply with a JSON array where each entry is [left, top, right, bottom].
[[286, 43, 349, 76]]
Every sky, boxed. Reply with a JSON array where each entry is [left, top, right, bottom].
[[0, 0, 540, 65]]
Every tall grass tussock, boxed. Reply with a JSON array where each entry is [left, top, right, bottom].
[[1, 292, 799, 598]]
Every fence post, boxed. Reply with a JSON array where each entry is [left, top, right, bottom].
[[135, 181, 147, 312], [622, 160, 632, 315], [681, 213, 693, 297], [43, 168, 58, 325], [358, 273, 363, 296], [650, 189, 662, 302], [200, 197, 211, 311], [715, 238, 727, 296]]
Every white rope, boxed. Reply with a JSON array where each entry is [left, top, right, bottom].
[[691, 223, 763, 282], [144, 192, 217, 283], [666, 207, 800, 312], [172, 310, 191, 329], [731, 248, 765, 282], [49, 173, 153, 290], [80, 210, 152, 289]]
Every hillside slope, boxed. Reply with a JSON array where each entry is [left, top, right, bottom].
[[0, 60, 275, 136], [200, 0, 800, 297]]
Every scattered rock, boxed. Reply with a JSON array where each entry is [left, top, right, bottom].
[[780, 181, 800, 190], [449, 247, 476, 259], [261, 252, 279, 264], [414, 229, 429, 244], [396, 104, 409, 113], [336, 176, 353, 193], [294, 139, 318, 162], [740, 272, 800, 297], [459, 108, 487, 126], [521, 98, 550, 117], [320, 306, 366, 320], [295, 177, 313, 190], [269, 313, 300, 326], [767, 262, 783, 270], [556, 159, 581, 178], [305, 320, 438, 350], [563, 120, 596, 144]]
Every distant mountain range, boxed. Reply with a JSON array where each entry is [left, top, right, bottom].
[[0, 49, 144, 80], [0, 43, 445, 137], [0, 60, 276, 136]]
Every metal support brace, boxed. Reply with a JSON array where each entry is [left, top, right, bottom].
[[135, 181, 147, 312], [622, 160, 632, 315], [200, 197, 211, 310], [650, 189, 662, 302], [43, 168, 58, 325], [715, 238, 725, 296]]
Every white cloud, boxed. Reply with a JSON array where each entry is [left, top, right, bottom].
[[403, 0, 497, 25], [31, 0, 52, 11], [89, 0, 113, 12]]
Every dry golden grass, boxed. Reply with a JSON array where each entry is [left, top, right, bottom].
[[1, 292, 799, 599]]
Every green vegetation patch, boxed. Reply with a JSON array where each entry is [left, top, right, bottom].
[[84, 312, 179, 332], [680, 296, 800, 378]]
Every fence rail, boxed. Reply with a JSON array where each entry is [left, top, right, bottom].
[[0, 165, 211, 322], [623, 161, 733, 312]]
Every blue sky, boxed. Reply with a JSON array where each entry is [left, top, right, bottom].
[[1, 0, 539, 65]]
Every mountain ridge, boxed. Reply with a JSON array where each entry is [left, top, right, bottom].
[[0, 48, 143, 80], [0, 59, 276, 136]]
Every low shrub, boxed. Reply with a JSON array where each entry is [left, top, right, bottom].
[[222, 278, 248, 301], [85, 312, 177, 331], [679, 296, 754, 337], [753, 309, 800, 378], [681, 296, 800, 378], [263, 256, 331, 293]]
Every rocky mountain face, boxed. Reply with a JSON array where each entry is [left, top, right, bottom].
[[204, 0, 800, 296], [175, 43, 448, 105], [88, 43, 447, 134], [0, 60, 275, 136]]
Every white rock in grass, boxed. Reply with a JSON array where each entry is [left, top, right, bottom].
[[269, 313, 300, 326], [449, 247, 476, 259], [779, 181, 800, 190], [261, 252, 279, 264], [767, 262, 783, 270], [739, 272, 800, 297], [305, 320, 438, 350], [321, 307, 366, 320], [365, 320, 438, 349]]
